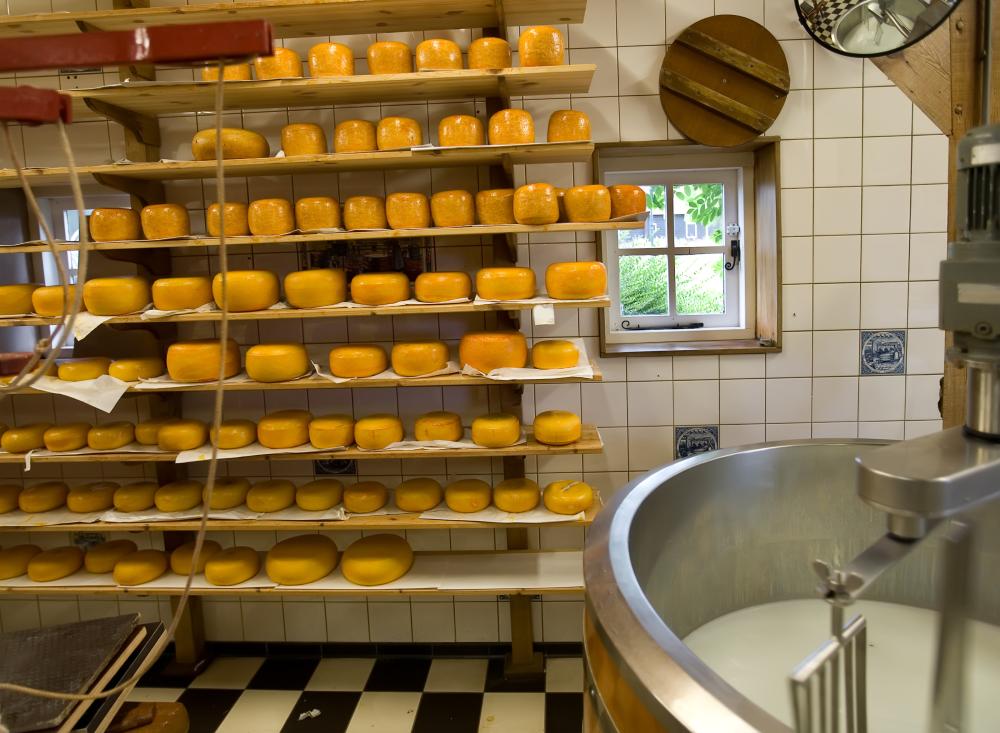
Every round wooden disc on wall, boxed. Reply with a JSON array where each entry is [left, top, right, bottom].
[[659, 15, 790, 147]]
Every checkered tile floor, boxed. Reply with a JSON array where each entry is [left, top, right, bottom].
[[132, 655, 584, 732]]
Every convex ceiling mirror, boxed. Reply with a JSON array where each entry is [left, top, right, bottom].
[[796, 0, 962, 57]]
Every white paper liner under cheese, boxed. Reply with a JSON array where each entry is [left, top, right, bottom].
[[256, 505, 347, 522], [360, 430, 527, 452], [419, 505, 584, 524], [15, 443, 170, 471], [141, 301, 216, 320], [73, 306, 151, 340], [313, 361, 460, 385], [30, 374, 131, 412], [460, 337, 593, 381], [1, 571, 116, 588], [0, 508, 105, 527], [100, 506, 261, 523], [135, 369, 317, 391], [174, 441, 340, 464]]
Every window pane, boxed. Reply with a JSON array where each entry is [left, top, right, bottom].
[[673, 183, 723, 246], [620, 254, 669, 316], [617, 185, 666, 249], [675, 253, 725, 315]]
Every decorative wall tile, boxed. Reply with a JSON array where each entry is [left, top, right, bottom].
[[674, 426, 719, 458], [860, 330, 906, 375]]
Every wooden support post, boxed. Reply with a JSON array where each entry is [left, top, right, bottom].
[[161, 530, 209, 675]]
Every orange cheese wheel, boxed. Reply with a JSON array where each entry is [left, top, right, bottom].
[[1, 424, 51, 454], [43, 423, 91, 452], [309, 415, 355, 449], [475, 267, 536, 300], [140, 203, 190, 239], [468, 36, 512, 69], [206, 202, 250, 237], [444, 478, 492, 512], [334, 120, 377, 153], [488, 108, 534, 145], [547, 110, 591, 142], [67, 481, 118, 513], [257, 410, 313, 449], [191, 128, 269, 160], [459, 331, 528, 372], [282, 123, 327, 156], [245, 344, 310, 382], [212, 270, 280, 311], [415, 38, 462, 70], [437, 114, 484, 147], [343, 196, 387, 230], [18, 481, 66, 512], [166, 339, 241, 382], [531, 339, 579, 369], [543, 479, 594, 514], [394, 478, 443, 512], [108, 357, 165, 382], [470, 413, 521, 448], [377, 117, 422, 150], [87, 422, 135, 451], [284, 268, 347, 308], [0, 284, 39, 315], [248, 198, 295, 236], [328, 344, 388, 378], [295, 197, 341, 231], [82, 276, 150, 315], [493, 477, 541, 512], [414, 271, 472, 303], [32, 285, 72, 316], [609, 184, 647, 218], [414, 411, 462, 442], [533, 409, 582, 445], [308, 42, 355, 77], [57, 358, 110, 382], [391, 341, 449, 376], [545, 261, 607, 299], [202, 63, 251, 81], [475, 188, 516, 224], [513, 183, 559, 225], [430, 190, 475, 227], [353, 415, 403, 450], [210, 420, 257, 450], [386, 192, 431, 229], [254, 47, 302, 79], [157, 420, 208, 451], [518, 26, 566, 66], [564, 184, 611, 222], [367, 41, 412, 74], [152, 276, 213, 311], [343, 481, 389, 513], [134, 419, 170, 446], [350, 272, 409, 305], [89, 208, 140, 242]]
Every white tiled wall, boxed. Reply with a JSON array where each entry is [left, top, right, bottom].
[[0, 0, 947, 642]]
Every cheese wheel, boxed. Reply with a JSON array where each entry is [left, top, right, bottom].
[[609, 184, 647, 218], [386, 192, 431, 229], [544, 479, 595, 514], [31, 285, 72, 316], [246, 343, 310, 382], [309, 415, 355, 449], [247, 199, 294, 236], [170, 539, 223, 575], [430, 190, 475, 227], [475, 267, 536, 300], [209, 420, 257, 450], [113, 549, 168, 586], [266, 534, 339, 585], [206, 202, 250, 237], [350, 272, 409, 305], [545, 261, 607, 299], [394, 478, 443, 512], [354, 414, 403, 450], [282, 123, 327, 156], [328, 344, 388, 378], [343, 196, 387, 230], [109, 357, 166, 382], [437, 115, 484, 147], [547, 109, 591, 142], [445, 478, 492, 513], [151, 276, 212, 311], [43, 423, 91, 452], [28, 545, 83, 582], [296, 478, 344, 511], [344, 481, 389, 513], [308, 42, 355, 77], [341, 534, 413, 586], [166, 339, 241, 382], [135, 419, 170, 446], [156, 419, 208, 451], [257, 410, 312, 449], [18, 481, 68, 513], [57, 357, 111, 382], [334, 120, 377, 153], [89, 208, 140, 242], [246, 479, 296, 512], [471, 413, 521, 447], [518, 26, 565, 66], [513, 183, 558, 225], [204, 477, 251, 509], [1, 423, 51, 453], [212, 270, 280, 311], [367, 41, 412, 74], [391, 341, 449, 376], [205, 546, 260, 586], [0, 545, 41, 580], [533, 409, 581, 445], [415, 38, 462, 70], [377, 117, 422, 150], [494, 477, 540, 513], [414, 272, 471, 303], [468, 36, 512, 69], [564, 184, 611, 222], [414, 411, 462, 441], [254, 47, 302, 79], [140, 204, 190, 239], [85, 539, 137, 574], [459, 331, 528, 372], [295, 197, 341, 231], [475, 188, 516, 224], [284, 268, 347, 309], [66, 481, 117, 513], [0, 284, 38, 315], [0, 484, 20, 514], [531, 339, 579, 369], [192, 128, 269, 161], [113, 481, 158, 512], [202, 63, 251, 81], [82, 276, 150, 315], [488, 109, 534, 145], [87, 422, 135, 451], [155, 480, 203, 512]]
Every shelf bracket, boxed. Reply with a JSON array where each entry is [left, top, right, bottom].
[[84, 99, 161, 148], [91, 173, 164, 208]]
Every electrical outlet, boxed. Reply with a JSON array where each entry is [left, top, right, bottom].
[[314, 458, 356, 476]]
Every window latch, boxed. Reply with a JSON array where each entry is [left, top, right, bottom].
[[725, 224, 741, 271], [621, 321, 704, 330]]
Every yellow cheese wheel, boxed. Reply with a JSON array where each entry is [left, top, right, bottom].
[[0, 284, 39, 315], [564, 184, 611, 222], [471, 413, 521, 447], [295, 197, 341, 231], [82, 276, 150, 315], [140, 203, 190, 239], [609, 184, 647, 218], [468, 36, 511, 69], [296, 478, 344, 511], [547, 110, 591, 142], [459, 331, 528, 373], [391, 341, 449, 376], [334, 120, 377, 153], [437, 114, 484, 147], [533, 409, 581, 445], [109, 357, 166, 382], [394, 477, 443, 512], [87, 422, 135, 451], [475, 267, 536, 300], [206, 202, 250, 237], [488, 109, 534, 145], [430, 190, 475, 226], [254, 47, 302, 79], [31, 285, 72, 316], [343, 195, 387, 230], [134, 419, 169, 446], [1, 423, 51, 453], [257, 410, 312, 449], [386, 192, 431, 229], [191, 128, 269, 161], [67, 481, 118, 513], [519, 26, 566, 66], [113, 481, 158, 512], [367, 41, 412, 74], [329, 344, 387, 378], [308, 414, 355, 449], [475, 188, 516, 224], [113, 549, 168, 586], [247, 199, 294, 236], [344, 481, 389, 513], [494, 477, 540, 512], [89, 208, 140, 242], [377, 116, 422, 150], [544, 480, 594, 514], [414, 411, 462, 441], [246, 479, 296, 512], [18, 481, 68, 513], [266, 534, 339, 585], [245, 343, 310, 382], [415, 38, 462, 70], [0, 545, 41, 580], [545, 261, 607, 299], [308, 42, 355, 77], [85, 539, 137, 574], [0, 484, 20, 514], [157, 419, 208, 451], [341, 534, 414, 586], [28, 545, 83, 582], [204, 477, 251, 509], [205, 546, 260, 586], [413, 272, 471, 303], [57, 357, 111, 382], [445, 478, 492, 513], [202, 63, 251, 81], [170, 539, 222, 575], [531, 339, 579, 369], [43, 423, 91, 452], [354, 415, 404, 450], [285, 268, 347, 309], [209, 420, 257, 450], [155, 480, 203, 512], [212, 270, 280, 311], [166, 339, 241, 382], [513, 183, 559, 225], [350, 272, 409, 305], [151, 276, 212, 311], [282, 123, 327, 156]]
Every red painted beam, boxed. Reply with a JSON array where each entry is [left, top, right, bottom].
[[0, 86, 72, 125]]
